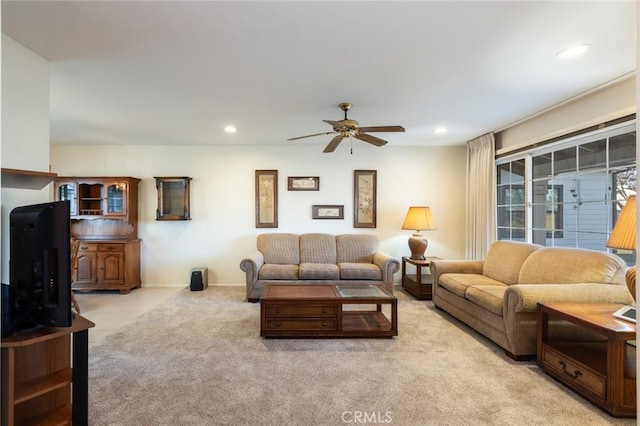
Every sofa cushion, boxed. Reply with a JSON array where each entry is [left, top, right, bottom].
[[300, 233, 337, 264], [339, 263, 383, 280], [257, 233, 300, 265], [465, 285, 507, 316], [518, 247, 626, 285], [336, 234, 378, 263], [258, 264, 299, 280], [299, 263, 340, 280], [483, 241, 542, 285], [439, 273, 505, 298]]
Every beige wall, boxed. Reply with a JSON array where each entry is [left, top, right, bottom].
[[50, 144, 467, 286], [1, 35, 52, 283], [496, 75, 636, 155]]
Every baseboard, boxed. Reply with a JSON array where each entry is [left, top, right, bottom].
[[139, 283, 245, 288]]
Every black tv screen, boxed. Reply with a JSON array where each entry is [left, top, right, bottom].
[[9, 200, 72, 330]]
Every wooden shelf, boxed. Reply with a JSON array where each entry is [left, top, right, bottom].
[[2, 316, 94, 425], [24, 403, 71, 426], [14, 368, 72, 404], [1, 168, 57, 190]]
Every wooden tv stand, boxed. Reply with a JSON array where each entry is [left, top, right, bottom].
[[1, 315, 94, 425]]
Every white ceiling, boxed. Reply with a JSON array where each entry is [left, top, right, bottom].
[[2, 1, 636, 150]]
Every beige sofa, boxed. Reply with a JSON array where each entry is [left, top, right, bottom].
[[240, 233, 400, 302], [430, 241, 634, 360]]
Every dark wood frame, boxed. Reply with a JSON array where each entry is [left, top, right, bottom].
[[312, 205, 344, 219], [255, 170, 278, 228], [154, 176, 192, 221], [288, 176, 320, 191], [353, 170, 377, 228]]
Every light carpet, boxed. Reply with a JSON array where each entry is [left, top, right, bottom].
[[87, 286, 635, 425]]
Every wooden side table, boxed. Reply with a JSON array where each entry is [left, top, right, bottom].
[[537, 303, 636, 417], [1, 315, 95, 425], [401, 256, 440, 300]]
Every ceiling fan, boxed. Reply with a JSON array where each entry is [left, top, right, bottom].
[[287, 102, 405, 153]]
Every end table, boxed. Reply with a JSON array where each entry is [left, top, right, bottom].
[[537, 302, 636, 417], [401, 256, 440, 300]]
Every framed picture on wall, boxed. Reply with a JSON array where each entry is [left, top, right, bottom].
[[353, 170, 377, 228], [288, 176, 320, 191], [312, 205, 344, 219], [255, 170, 278, 228]]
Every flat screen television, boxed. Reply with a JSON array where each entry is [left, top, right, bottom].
[[9, 200, 72, 331]]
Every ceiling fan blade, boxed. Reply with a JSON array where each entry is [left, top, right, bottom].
[[322, 120, 344, 129], [355, 132, 388, 147], [357, 125, 405, 133], [323, 135, 344, 153], [287, 131, 336, 141]]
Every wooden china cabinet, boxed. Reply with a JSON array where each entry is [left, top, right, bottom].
[[55, 176, 141, 294]]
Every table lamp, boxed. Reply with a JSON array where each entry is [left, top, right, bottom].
[[401, 206, 436, 260], [606, 195, 636, 300]]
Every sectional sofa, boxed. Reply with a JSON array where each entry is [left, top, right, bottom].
[[240, 233, 400, 302], [430, 241, 634, 359]]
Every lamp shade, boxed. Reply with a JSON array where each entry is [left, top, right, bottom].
[[606, 195, 636, 251], [401, 206, 436, 231]]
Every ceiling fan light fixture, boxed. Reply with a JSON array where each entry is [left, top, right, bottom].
[[556, 44, 590, 59], [288, 102, 405, 153]]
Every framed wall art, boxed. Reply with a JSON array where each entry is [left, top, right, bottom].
[[255, 170, 278, 228], [353, 170, 377, 228], [288, 176, 319, 191], [312, 205, 344, 219]]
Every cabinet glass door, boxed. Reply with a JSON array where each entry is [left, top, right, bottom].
[[105, 183, 126, 215], [155, 177, 192, 220], [57, 183, 78, 216]]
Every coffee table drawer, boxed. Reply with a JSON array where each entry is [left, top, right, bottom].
[[542, 345, 606, 400], [267, 305, 336, 318], [266, 319, 337, 331]]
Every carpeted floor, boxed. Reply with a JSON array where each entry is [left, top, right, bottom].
[[87, 286, 635, 425]]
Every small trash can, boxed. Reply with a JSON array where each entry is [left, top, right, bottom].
[[189, 267, 208, 291]]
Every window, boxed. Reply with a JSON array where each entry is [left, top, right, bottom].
[[496, 122, 636, 264]]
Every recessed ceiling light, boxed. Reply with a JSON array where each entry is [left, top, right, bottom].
[[556, 44, 590, 59], [224, 125, 237, 133], [434, 127, 448, 135]]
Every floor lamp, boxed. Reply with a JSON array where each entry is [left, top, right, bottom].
[[606, 195, 636, 300]]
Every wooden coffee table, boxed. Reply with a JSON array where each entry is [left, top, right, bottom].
[[260, 284, 397, 338]]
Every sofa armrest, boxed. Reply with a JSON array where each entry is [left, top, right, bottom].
[[239, 251, 265, 299], [430, 259, 485, 288], [505, 283, 635, 314], [373, 252, 400, 285]]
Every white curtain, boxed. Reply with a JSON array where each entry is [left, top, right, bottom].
[[465, 133, 496, 259]]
